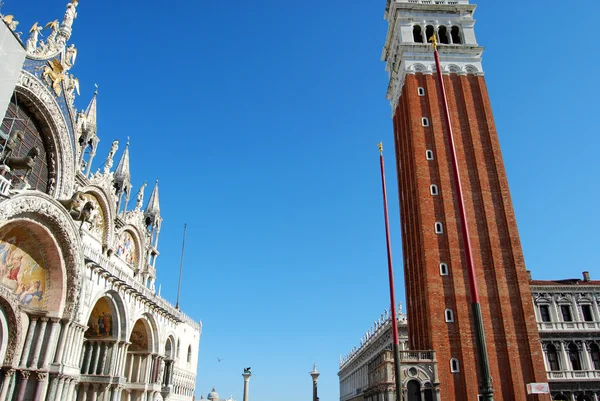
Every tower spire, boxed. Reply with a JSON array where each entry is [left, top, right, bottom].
[[85, 90, 98, 131], [114, 138, 131, 215]]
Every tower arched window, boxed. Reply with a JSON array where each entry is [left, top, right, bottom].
[[435, 222, 443, 234], [450, 358, 460, 373], [187, 345, 192, 363], [430, 185, 439, 195], [451, 26, 462, 44], [438, 26, 449, 44], [426, 150, 434, 160], [422, 117, 430, 127], [445, 309, 454, 322], [177, 339, 181, 359], [569, 343, 582, 371], [440, 263, 449, 276], [546, 344, 560, 371], [413, 25, 423, 43], [426, 26, 435, 43], [418, 87, 426, 96]]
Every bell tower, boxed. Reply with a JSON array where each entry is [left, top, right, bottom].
[[382, 1, 550, 400]]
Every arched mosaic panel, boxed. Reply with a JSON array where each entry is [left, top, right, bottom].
[[0, 226, 48, 309], [116, 230, 138, 267], [85, 297, 114, 338]]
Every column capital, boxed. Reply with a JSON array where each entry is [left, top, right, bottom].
[[4, 369, 16, 377], [20, 370, 31, 379], [36, 372, 48, 381]]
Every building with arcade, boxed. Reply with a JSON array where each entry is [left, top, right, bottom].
[[0, 2, 201, 401]]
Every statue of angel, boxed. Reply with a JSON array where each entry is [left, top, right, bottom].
[[26, 22, 42, 52], [65, 74, 80, 99], [62, 0, 78, 30], [2, 15, 19, 32], [135, 182, 147, 211], [64, 44, 77, 70], [103, 140, 119, 174], [44, 20, 59, 43]]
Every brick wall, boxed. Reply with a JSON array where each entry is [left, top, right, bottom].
[[392, 73, 550, 401]]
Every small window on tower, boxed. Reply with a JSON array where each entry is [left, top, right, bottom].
[[430, 185, 439, 195], [451, 26, 462, 44], [422, 117, 430, 127], [426, 150, 434, 160], [445, 309, 454, 322], [440, 263, 449, 276], [450, 358, 460, 373], [413, 25, 424, 43], [435, 222, 443, 234], [418, 87, 425, 96]]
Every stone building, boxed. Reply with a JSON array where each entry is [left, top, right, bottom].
[[0, 2, 201, 401], [530, 272, 600, 401], [338, 308, 439, 401]]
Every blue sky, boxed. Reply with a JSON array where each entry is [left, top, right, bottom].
[[6, 0, 600, 400]]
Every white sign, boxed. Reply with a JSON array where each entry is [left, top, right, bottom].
[[527, 383, 550, 394]]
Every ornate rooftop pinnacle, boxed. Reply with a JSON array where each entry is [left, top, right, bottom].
[[134, 182, 147, 212], [145, 180, 161, 220], [84, 89, 97, 129], [114, 138, 131, 187]]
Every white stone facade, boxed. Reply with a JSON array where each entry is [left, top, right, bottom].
[[530, 272, 600, 401], [0, 3, 201, 401], [338, 309, 439, 401]]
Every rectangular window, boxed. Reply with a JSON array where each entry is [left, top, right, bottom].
[[539, 305, 551, 322], [581, 305, 594, 322], [547, 351, 560, 371], [561, 305, 573, 322]]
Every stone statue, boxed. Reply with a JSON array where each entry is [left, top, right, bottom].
[[44, 20, 59, 43], [2, 15, 19, 32], [103, 140, 119, 174], [26, 22, 42, 53], [62, 1, 78, 30], [64, 44, 77, 70], [6, 146, 40, 181], [135, 182, 147, 211], [1, 129, 24, 162], [243, 367, 251, 374]]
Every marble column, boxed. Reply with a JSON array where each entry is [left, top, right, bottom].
[[20, 317, 39, 367], [66, 379, 77, 401], [582, 342, 594, 371], [560, 342, 570, 370], [54, 322, 71, 364], [54, 376, 66, 401], [83, 342, 93, 374], [91, 342, 101, 375], [0, 369, 16, 401], [30, 318, 49, 368], [15, 370, 31, 401], [76, 383, 89, 401], [42, 319, 61, 369], [88, 384, 98, 401], [97, 343, 107, 376], [64, 326, 77, 366], [110, 386, 121, 401], [33, 372, 48, 401], [127, 354, 134, 382]]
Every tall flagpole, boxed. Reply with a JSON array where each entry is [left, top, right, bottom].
[[429, 35, 494, 400], [176, 223, 187, 310], [378, 142, 403, 401]]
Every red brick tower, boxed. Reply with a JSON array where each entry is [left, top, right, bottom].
[[381, 1, 550, 400]]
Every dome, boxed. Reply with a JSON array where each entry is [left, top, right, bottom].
[[208, 388, 219, 400]]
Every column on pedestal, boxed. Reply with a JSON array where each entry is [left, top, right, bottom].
[[54, 322, 71, 364], [42, 319, 62, 370], [15, 370, 31, 401], [0, 369, 16, 401]]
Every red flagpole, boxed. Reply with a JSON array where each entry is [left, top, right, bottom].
[[430, 35, 494, 400], [378, 142, 403, 401]]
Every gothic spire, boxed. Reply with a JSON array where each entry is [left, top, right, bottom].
[[145, 179, 161, 218], [114, 138, 131, 186], [85, 88, 98, 129]]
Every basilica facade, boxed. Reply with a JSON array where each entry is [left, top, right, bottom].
[[0, 2, 200, 401]]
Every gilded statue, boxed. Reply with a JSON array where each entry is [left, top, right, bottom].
[[42, 58, 66, 97]]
